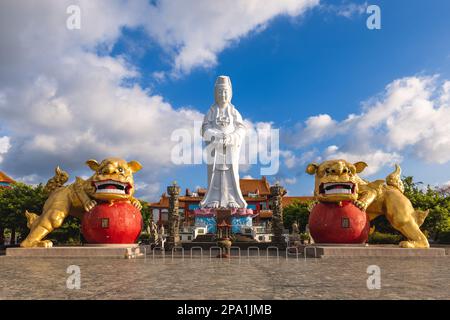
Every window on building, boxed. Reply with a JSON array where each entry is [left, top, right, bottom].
[[188, 236, 191, 241], [258, 236, 263, 241], [198, 229, 205, 235], [189, 204, 200, 211], [152, 209, 159, 223], [259, 202, 267, 210], [161, 213, 169, 221], [101, 218, 109, 228], [341, 217, 350, 228]]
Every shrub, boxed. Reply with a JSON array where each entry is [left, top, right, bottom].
[[438, 231, 450, 244], [368, 231, 402, 244], [300, 232, 310, 241]]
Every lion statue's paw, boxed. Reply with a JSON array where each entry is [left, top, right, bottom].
[[399, 240, 429, 249], [36, 240, 53, 248], [353, 200, 368, 211]]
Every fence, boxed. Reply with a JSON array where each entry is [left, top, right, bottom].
[[143, 245, 319, 261]]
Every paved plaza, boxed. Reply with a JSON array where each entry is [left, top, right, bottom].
[[1, 255, 449, 300]]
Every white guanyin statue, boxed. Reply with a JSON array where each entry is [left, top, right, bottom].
[[200, 75, 248, 209]]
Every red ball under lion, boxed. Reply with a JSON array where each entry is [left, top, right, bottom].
[[308, 201, 369, 244], [81, 201, 142, 244]]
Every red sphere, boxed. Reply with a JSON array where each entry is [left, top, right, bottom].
[[308, 201, 369, 244], [81, 201, 142, 244]]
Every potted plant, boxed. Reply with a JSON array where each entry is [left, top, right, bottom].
[[300, 232, 311, 244]]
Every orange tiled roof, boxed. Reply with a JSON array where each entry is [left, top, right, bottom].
[[239, 176, 270, 196], [0, 171, 15, 184], [149, 195, 186, 208], [259, 210, 273, 218], [149, 178, 314, 209]]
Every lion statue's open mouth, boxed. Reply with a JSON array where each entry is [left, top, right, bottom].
[[93, 180, 132, 195], [319, 182, 355, 195]]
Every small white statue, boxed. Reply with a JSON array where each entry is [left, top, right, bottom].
[[150, 220, 159, 244], [292, 222, 300, 235], [200, 75, 247, 209]]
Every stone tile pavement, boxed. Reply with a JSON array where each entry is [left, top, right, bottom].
[[1, 256, 449, 299]]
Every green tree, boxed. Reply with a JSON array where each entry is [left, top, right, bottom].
[[0, 183, 83, 245], [283, 201, 313, 233], [140, 200, 152, 231], [0, 183, 47, 245], [403, 176, 450, 240], [47, 215, 81, 245]]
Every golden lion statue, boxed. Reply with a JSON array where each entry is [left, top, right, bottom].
[[306, 159, 429, 248], [20, 158, 142, 248]]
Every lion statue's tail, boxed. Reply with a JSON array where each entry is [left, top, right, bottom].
[[386, 164, 428, 226], [43, 166, 69, 195], [25, 210, 40, 229], [413, 209, 429, 227], [386, 164, 404, 193]]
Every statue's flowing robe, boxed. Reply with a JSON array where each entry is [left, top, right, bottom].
[[200, 103, 247, 208]]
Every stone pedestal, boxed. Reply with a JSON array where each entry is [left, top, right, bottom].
[[6, 245, 144, 258], [194, 208, 257, 234], [300, 244, 446, 258]]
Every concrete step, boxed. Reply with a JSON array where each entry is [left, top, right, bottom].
[[299, 245, 447, 258], [6, 245, 144, 258]]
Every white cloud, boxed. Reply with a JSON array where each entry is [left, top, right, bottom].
[[287, 114, 338, 147], [323, 145, 402, 176], [135, 181, 161, 201], [0, 1, 320, 199], [0, 136, 10, 154], [142, 0, 319, 75], [0, 136, 11, 164], [15, 174, 41, 186], [283, 177, 297, 185], [280, 150, 297, 169], [327, 1, 368, 18], [288, 75, 450, 175], [0, 1, 203, 200]]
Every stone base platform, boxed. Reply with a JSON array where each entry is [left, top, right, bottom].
[[6, 244, 145, 258], [300, 244, 446, 258]]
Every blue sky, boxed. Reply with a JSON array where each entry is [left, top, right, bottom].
[[1, 0, 450, 200]]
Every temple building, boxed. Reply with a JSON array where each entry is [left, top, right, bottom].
[[149, 176, 314, 228], [0, 171, 15, 188]]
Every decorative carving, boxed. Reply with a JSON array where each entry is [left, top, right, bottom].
[[166, 181, 181, 249], [269, 183, 287, 246]]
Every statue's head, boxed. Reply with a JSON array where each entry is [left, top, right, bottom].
[[86, 157, 142, 201], [214, 75, 232, 106], [305, 159, 367, 202]]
